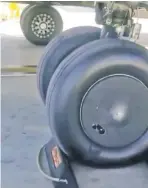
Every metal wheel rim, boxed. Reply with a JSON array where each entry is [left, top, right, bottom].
[[31, 13, 56, 38]]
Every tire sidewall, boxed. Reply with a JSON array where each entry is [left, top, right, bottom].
[[20, 4, 33, 29]]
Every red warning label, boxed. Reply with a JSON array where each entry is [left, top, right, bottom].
[[51, 146, 62, 168]]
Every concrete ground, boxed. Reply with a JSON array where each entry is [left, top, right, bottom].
[[1, 76, 51, 188], [1, 6, 148, 188]]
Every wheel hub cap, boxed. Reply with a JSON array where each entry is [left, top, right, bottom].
[[80, 75, 148, 148], [40, 22, 47, 30], [31, 13, 55, 38]]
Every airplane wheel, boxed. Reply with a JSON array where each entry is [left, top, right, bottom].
[[46, 38, 148, 166], [37, 26, 101, 102], [21, 5, 63, 45]]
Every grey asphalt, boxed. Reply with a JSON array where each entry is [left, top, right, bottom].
[[1, 34, 44, 68], [1, 8, 148, 188]]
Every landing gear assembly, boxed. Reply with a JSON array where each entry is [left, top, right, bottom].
[[37, 1, 148, 188], [95, 1, 142, 40], [20, 4, 63, 45]]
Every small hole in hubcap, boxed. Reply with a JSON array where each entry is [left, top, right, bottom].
[[92, 124, 105, 134]]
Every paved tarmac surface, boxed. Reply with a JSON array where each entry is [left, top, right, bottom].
[[1, 6, 148, 188], [1, 76, 51, 188]]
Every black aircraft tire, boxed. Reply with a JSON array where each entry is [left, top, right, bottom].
[[21, 5, 63, 45], [46, 38, 148, 166], [37, 26, 101, 102]]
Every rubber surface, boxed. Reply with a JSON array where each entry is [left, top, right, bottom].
[[22, 5, 63, 45], [20, 4, 33, 30], [45, 38, 148, 165], [37, 26, 101, 102]]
